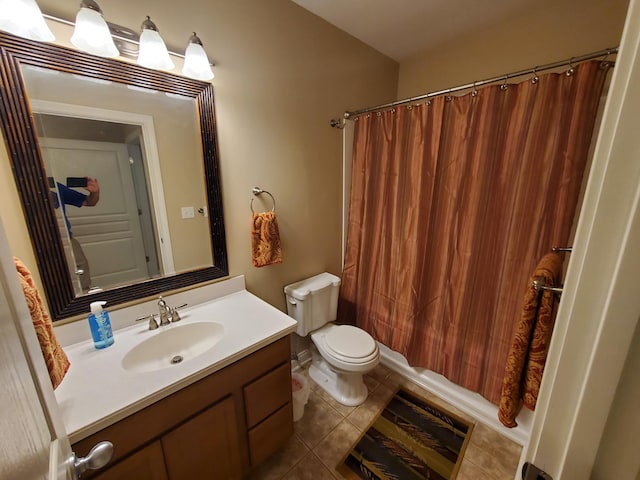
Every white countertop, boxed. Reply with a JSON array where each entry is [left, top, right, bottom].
[[54, 279, 296, 444]]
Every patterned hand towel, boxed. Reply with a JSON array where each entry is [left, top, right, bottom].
[[14, 257, 70, 389], [498, 252, 563, 428], [251, 211, 283, 267]]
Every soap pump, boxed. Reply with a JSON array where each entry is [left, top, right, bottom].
[[88, 301, 114, 349]]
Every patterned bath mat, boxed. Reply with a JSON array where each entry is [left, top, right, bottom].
[[337, 388, 473, 480]]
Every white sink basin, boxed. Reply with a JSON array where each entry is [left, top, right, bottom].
[[122, 322, 224, 373]]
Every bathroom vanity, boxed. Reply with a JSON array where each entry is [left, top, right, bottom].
[[55, 276, 297, 479], [74, 337, 291, 479]]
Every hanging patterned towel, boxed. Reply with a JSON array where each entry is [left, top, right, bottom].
[[14, 257, 70, 389], [251, 211, 283, 267], [498, 252, 563, 428]]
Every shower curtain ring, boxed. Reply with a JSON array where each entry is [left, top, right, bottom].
[[566, 58, 575, 76], [500, 76, 509, 90], [446, 88, 453, 102], [600, 49, 613, 69], [531, 67, 539, 84], [471, 81, 478, 97]]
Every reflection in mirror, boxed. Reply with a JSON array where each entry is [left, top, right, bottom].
[[24, 65, 213, 294], [0, 32, 227, 320], [38, 118, 163, 295]]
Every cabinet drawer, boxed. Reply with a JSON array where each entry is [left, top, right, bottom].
[[247, 402, 293, 466], [244, 362, 291, 428]]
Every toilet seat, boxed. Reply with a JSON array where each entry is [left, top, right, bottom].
[[311, 324, 380, 368], [325, 325, 377, 362]]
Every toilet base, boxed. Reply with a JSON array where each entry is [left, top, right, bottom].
[[309, 355, 368, 407]]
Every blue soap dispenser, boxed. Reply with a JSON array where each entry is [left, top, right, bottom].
[[88, 301, 114, 349]]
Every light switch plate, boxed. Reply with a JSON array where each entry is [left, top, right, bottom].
[[181, 206, 195, 219]]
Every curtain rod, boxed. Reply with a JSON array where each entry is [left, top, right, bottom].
[[340, 47, 618, 121]]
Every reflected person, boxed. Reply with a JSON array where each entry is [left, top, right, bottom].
[[51, 177, 100, 291]]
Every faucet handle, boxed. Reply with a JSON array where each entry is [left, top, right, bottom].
[[169, 303, 188, 322], [136, 314, 159, 330]]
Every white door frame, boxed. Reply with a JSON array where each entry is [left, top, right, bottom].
[[29, 99, 175, 275], [521, 0, 640, 477], [0, 219, 73, 479]]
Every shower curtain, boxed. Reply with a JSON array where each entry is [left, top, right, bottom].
[[339, 60, 610, 404]]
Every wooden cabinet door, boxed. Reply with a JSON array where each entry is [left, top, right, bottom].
[[162, 396, 242, 480], [93, 441, 168, 480]]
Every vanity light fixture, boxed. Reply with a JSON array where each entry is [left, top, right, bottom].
[[182, 32, 215, 81], [0, 3, 215, 81], [70, 0, 119, 58], [0, 0, 54, 41], [137, 16, 174, 71]]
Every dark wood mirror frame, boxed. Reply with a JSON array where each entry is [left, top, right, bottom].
[[0, 32, 228, 320]]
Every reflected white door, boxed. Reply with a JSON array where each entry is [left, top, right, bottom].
[[127, 140, 161, 277], [40, 138, 149, 290]]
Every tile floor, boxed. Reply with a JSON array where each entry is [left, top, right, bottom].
[[249, 364, 522, 480]]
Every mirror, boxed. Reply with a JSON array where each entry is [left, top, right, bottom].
[[25, 67, 213, 294], [0, 31, 228, 320]]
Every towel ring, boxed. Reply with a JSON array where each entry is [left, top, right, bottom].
[[251, 187, 276, 213]]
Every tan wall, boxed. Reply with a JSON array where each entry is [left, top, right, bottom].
[[0, 0, 398, 315], [397, 0, 630, 98]]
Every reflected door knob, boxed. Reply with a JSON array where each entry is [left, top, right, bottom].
[[71, 441, 113, 479]]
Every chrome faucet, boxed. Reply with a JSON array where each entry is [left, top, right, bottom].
[[157, 296, 171, 326], [135, 297, 187, 330]]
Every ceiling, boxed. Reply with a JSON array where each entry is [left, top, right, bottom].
[[291, 0, 537, 61]]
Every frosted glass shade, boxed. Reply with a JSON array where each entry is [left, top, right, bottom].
[[137, 29, 174, 70], [0, 0, 54, 41], [70, 7, 119, 58], [182, 42, 214, 81]]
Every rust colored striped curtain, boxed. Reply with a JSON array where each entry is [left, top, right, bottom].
[[339, 60, 610, 403]]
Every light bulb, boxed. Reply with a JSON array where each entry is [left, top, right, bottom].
[[0, 0, 54, 41], [182, 33, 214, 81], [137, 16, 174, 71], [70, 1, 119, 58]]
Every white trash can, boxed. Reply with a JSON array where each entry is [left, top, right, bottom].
[[291, 372, 310, 422]]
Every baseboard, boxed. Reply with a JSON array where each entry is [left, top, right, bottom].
[[379, 343, 531, 446]]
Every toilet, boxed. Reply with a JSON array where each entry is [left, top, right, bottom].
[[284, 272, 380, 406]]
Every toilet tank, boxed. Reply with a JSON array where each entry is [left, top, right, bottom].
[[284, 272, 341, 337]]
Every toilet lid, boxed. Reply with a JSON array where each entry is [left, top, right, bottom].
[[325, 325, 376, 359]]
